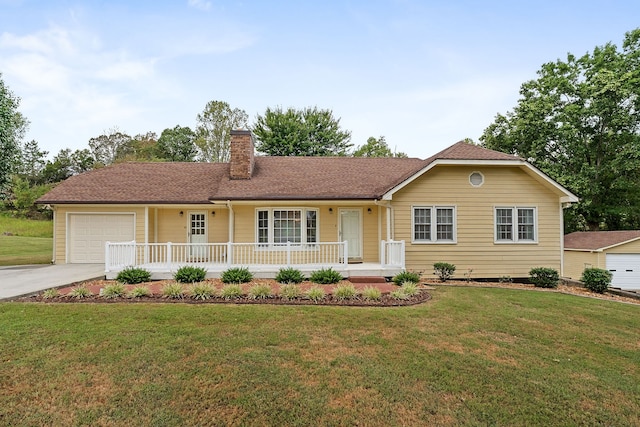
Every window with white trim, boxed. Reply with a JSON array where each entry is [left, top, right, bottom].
[[412, 206, 456, 243], [256, 209, 319, 245], [495, 207, 536, 243]]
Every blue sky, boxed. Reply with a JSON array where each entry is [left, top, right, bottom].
[[1, 0, 638, 159]]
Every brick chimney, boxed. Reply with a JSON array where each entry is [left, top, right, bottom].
[[229, 129, 255, 180]]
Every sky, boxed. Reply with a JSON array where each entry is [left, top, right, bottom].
[[1, 0, 639, 160]]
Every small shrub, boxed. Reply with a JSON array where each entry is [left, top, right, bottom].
[[401, 281, 419, 297], [306, 286, 326, 302], [581, 268, 612, 294], [392, 270, 420, 285], [529, 267, 559, 288], [101, 283, 127, 299], [433, 262, 456, 282], [499, 275, 513, 283], [162, 282, 185, 299], [333, 283, 357, 300], [220, 284, 243, 299], [221, 267, 253, 284], [275, 267, 305, 284], [128, 285, 152, 298], [309, 267, 342, 284], [361, 286, 382, 301], [190, 283, 216, 300], [248, 283, 273, 299], [69, 285, 92, 299], [390, 289, 409, 300], [280, 284, 302, 300], [174, 266, 207, 283], [116, 267, 151, 284], [42, 288, 60, 299]]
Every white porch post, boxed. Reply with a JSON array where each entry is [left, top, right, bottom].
[[286, 241, 291, 266], [380, 240, 386, 267], [167, 242, 172, 271], [227, 241, 233, 266], [105, 242, 111, 272], [343, 240, 348, 267]]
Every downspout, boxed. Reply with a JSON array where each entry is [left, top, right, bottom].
[[559, 202, 564, 277], [226, 200, 234, 242], [51, 206, 56, 263]]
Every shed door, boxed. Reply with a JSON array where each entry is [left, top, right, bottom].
[[69, 214, 135, 263], [606, 254, 640, 290]]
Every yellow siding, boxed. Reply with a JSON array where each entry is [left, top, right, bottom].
[[563, 250, 602, 280], [605, 239, 640, 254], [391, 165, 564, 278]]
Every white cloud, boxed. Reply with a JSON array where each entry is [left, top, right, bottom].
[[188, 0, 211, 11]]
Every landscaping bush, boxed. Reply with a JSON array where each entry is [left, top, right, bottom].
[[433, 262, 456, 282], [309, 267, 342, 284], [306, 286, 326, 302], [190, 283, 216, 300], [128, 285, 152, 298], [174, 266, 207, 283], [101, 283, 127, 299], [221, 267, 253, 284], [41, 288, 59, 299], [280, 284, 302, 300], [390, 289, 409, 300], [248, 283, 273, 299], [333, 283, 358, 300], [116, 267, 151, 284], [581, 268, 612, 294], [401, 281, 419, 297], [529, 267, 559, 288], [162, 282, 185, 299], [392, 270, 420, 285], [361, 286, 382, 301], [220, 284, 243, 299], [69, 285, 92, 299], [275, 267, 305, 284]]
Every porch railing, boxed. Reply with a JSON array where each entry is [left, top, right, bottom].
[[105, 240, 406, 273], [105, 241, 350, 272]]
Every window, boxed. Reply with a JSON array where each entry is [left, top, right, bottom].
[[495, 207, 536, 243], [412, 206, 456, 243], [256, 208, 318, 246]]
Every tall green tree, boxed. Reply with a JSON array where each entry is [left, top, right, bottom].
[[116, 131, 159, 161], [17, 140, 48, 185], [252, 106, 352, 156], [195, 101, 248, 162], [157, 125, 198, 161], [40, 148, 95, 184], [88, 127, 132, 166], [480, 28, 640, 231], [353, 136, 407, 158], [0, 73, 28, 196]]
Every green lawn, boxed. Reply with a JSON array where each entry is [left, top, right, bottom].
[[1, 287, 638, 426], [0, 215, 53, 265]]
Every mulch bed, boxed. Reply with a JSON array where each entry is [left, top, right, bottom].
[[19, 278, 432, 307]]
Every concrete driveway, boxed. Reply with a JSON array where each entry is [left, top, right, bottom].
[[0, 264, 104, 300]]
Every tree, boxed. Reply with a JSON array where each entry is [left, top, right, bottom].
[[40, 148, 95, 184], [480, 28, 640, 232], [115, 131, 159, 162], [157, 125, 198, 161], [195, 101, 248, 162], [17, 140, 48, 185], [0, 73, 28, 195], [88, 127, 132, 166], [252, 106, 352, 156], [353, 136, 407, 157]]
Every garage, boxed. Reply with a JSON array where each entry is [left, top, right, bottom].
[[68, 214, 135, 263], [606, 254, 640, 290], [564, 230, 640, 291]]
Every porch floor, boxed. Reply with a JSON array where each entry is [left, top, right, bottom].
[[105, 262, 403, 280]]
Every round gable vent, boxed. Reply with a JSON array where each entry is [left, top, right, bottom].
[[469, 171, 484, 187]]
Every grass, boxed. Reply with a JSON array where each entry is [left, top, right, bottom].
[[1, 287, 639, 426], [0, 214, 53, 265]]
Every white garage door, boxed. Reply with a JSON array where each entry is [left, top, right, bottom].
[[69, 214, 135, 263], [606, 254, 640, 290]]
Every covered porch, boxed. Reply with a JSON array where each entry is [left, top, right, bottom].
[[105, 240, 405, 280]]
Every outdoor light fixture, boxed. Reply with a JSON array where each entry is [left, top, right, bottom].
[[329, 208, 333, 213], [211, 211, 215, 216], [367, 208, 372, 213], [179, 211, 184, 217]]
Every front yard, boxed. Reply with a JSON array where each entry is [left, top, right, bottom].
[[1, 286, 638, 426]]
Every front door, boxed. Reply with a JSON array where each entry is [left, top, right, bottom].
[[188, 212, 207, 259], [339, 209, 362, 259]]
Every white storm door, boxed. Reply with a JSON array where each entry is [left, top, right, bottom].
[[339, 209, 362, 259], [188, 212, 207, 258]]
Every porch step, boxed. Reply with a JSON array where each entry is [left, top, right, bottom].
[[348, 276, 387, 283]]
